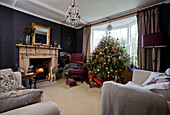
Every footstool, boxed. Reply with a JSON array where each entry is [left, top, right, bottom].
[[66, 79, 76, 87]]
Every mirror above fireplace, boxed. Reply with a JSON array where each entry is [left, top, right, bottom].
[[32, 23, 51, 46]]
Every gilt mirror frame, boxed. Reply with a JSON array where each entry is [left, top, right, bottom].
[[32, 23, 51, 46]]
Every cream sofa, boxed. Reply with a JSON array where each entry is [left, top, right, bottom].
[[0, 68, 61, 115], [101, 69, 170, 115]]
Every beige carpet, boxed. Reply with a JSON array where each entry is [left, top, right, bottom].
[[39, 78, 101, 115]]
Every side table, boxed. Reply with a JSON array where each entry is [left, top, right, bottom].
[[22, 73, 37, 89]]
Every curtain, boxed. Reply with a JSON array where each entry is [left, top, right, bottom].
[[82, 26, 91, 60], [137, 6, 161, 71]]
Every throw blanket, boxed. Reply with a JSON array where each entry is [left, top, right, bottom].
[[101, 81, 169, 115]]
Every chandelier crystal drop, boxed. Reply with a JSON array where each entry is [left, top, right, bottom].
[[66, 0, 80, 27]]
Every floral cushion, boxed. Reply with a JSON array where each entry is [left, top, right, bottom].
[[0, 71, 24, 92], [142, 73, 170, 86]]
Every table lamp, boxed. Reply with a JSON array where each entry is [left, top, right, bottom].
[[142, 32, 166, 71]]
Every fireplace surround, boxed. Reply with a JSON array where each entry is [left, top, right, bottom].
[[16, 44, 61, 74]]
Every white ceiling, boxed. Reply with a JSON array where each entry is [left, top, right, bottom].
[[0, 0, 168, 29]]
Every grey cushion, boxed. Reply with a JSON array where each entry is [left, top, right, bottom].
[[0, 89, 43, 113]]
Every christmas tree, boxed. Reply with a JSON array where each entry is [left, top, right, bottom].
[[86, 35, 130, 83]]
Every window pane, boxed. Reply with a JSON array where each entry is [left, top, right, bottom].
[[93, 31, 105, 51], [120, 28, 127, 38], [131, 25, 136, 35]]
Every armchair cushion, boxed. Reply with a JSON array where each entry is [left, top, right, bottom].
[[64, 63, 78, 69], [69, 69, 85, 75]]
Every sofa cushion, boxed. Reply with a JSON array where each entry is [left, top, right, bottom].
[[125, 81, 143, 88], [0, 71, 24, 92], [132, 69, 152, 85], [142, 73, 170, 86], [0, 69, 13, 73], [0, 89, 43, 113], [142, 72, 160, 86], [143, 82, 170, 101]]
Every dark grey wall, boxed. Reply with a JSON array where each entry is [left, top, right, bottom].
[[76, 28, 83, 53], [0, 5, 83, 69], [160, 3, 170, 72], [0, 6, 14, 68], [61, 26, 76, 53]]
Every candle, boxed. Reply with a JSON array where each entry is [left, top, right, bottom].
[[48, 73, 51, 80], [69, 8, 71, 12], [51, 66, 53, 79], [76, 9, 79, 13], [51, 75, 54, 81]]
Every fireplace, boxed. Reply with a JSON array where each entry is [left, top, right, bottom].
[[30, 58, 51, 80], [16, 44, 61, 79]]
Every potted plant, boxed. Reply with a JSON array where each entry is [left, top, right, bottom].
[[18, 38, 23, 45]]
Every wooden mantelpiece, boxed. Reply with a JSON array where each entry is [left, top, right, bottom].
[[16, 44, 61, 72]]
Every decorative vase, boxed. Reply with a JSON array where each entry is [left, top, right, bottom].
[[54, 41, 58, 47], [26, 35, 30, 45]]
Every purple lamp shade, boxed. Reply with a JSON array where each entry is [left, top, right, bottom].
[[142, 32, 167, 48]]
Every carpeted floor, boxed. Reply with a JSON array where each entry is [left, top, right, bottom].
[[38, 77, 101, 115]]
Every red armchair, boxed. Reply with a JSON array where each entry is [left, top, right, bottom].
[[69, 53, 85, 63], [65, 53, 85, 83]]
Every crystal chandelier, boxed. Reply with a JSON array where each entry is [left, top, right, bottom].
[[66, 0, 80, 27]]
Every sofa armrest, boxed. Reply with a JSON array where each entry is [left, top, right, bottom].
[[1, 101, 61, 115], [13, 72, 22, 85], [101, 81, 169, 115]]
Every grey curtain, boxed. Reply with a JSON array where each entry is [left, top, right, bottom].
[[137, 6, 161, 71], [82, 26, 91, 60]]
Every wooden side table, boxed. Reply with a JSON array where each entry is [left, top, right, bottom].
[[22, 73, 37, 89]]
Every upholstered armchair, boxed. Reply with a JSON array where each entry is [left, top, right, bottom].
[[69, 53, 85, 63], [64, 53, 86, 83]]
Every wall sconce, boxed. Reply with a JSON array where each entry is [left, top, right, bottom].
[[67, 37, 72, 46]]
